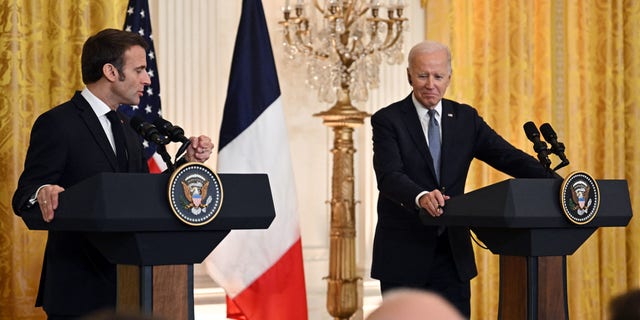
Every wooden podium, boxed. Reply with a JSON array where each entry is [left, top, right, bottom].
[[420, 179, 632, 319], [22, 172, 276, 320]]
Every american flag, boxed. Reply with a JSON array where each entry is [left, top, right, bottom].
[[120, 0, 165, 173]]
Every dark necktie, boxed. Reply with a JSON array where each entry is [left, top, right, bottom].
[[428, 109, 446, 236], [106, 110, 128, 172], [427, 109, 441, 182]]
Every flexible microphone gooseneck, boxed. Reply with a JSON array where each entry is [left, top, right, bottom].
[[153, 118, 192, 158]]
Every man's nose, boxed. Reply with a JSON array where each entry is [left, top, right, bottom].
[[424, 76, 434, 87], [143, 72, 151, 85]]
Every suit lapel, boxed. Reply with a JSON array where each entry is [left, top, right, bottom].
[[399, 95, 443, 183], [71, 92, 120, 171], [399, 95, 430, 162], [440, 99, 456, 183]]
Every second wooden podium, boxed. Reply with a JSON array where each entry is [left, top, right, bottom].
[[420, 178, 632, 319]]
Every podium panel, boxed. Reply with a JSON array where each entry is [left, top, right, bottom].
[[22, 173, 275, 265], [420, 179, 632, 256]]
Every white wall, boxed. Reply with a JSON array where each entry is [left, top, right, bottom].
[[148, 0, 425, 317]]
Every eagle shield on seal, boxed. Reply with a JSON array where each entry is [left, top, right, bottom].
[[570, 180, 591, 216], [181, 174, 213, 215]]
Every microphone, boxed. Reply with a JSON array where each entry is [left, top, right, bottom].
[[153, 118, 189, 144], [130, 116, 168, 146], [153, 118, 192, 158], [523, 121, 552, 170], [539, 123, 569, 170]]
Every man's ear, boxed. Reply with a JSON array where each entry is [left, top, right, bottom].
[[103, 63, 118, 82], [407, 69, 412, 86]]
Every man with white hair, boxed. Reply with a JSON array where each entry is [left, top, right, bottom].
[[366, 289, 465, 320], [370, 40, 557, 316]]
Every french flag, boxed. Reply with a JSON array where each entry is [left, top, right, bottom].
[[204, 0, 309, 319]]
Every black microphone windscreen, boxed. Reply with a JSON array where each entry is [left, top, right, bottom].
[[539, 123, 558, 141], [153, 117, 172, 132], [129, 116, 166, 144], [153, 117, 188, 143], [523, 121, 541, 141], [130, 116, 145, 133]]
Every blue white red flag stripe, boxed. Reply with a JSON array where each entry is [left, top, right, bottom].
[[120, 0, 166, 173], [205, 0, 309, 319]]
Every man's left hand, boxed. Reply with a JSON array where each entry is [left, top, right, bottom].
[[184, 135, 214, 163]]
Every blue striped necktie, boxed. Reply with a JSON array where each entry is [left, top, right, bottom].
[[427, 109, 441, 182]]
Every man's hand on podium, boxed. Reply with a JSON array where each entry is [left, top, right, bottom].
[[38, 184, 65, 223], [183, 135, 214, 163], [419, 189, 450, 217]]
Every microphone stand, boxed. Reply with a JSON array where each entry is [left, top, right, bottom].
[[552, 156, 570, 171], [175, 140, 192, 160], [532, 142, 552, 173], [156, 143, 175, 173], [549, 141, 569, 171]]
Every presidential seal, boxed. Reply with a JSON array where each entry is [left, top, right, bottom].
[[168, 162, 223, 226], [560, 171, 600, 225]]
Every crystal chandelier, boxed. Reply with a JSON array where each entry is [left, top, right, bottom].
[[281, 0, 407, 107]]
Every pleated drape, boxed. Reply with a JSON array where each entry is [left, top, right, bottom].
[[422, 1, 640, 319], [0, 1, 127, 318]]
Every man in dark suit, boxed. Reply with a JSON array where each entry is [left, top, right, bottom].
[[12, 29, 213, 319], [370, 40, 556, 317]]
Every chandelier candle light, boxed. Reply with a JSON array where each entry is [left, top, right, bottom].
[[280, 1, 407, 319]]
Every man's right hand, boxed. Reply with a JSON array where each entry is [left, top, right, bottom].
[[419, 189, 450, 217], [38, 185, 65, 223]]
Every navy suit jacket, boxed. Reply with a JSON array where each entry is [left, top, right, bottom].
[[370, 94, 555, 284], [12, 92, 149, 315]]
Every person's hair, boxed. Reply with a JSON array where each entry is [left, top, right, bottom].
[[81, 28, 149, 84], [407, 40, 452, 74], [366, 288, 465, 320], [610, 289, 640, 320]]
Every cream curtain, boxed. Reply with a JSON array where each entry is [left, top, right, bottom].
[[0, 1, 127, 318], [422, 0, 640, 319]]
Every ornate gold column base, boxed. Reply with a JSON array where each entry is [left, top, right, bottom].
[[315, 103, 369, 320], [327, 277, 359, 319]]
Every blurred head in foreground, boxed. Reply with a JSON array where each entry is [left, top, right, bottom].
[[609, 288, 640, 320], [366, 289, 466, 320]]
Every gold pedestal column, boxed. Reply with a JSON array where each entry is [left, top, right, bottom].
[[279, 2, 408, 318], [315, 88, 369, 320]]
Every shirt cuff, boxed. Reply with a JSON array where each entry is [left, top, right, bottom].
[[27, 184, 50, 207], [415, 190, 429, 208]]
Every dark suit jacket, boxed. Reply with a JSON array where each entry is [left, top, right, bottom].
[[370, 94, 555, 285], [12, 92, 149, 315]]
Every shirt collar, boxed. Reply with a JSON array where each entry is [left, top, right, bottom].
[[81, 87, 112, 117], [411, 93, 442, 118]]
